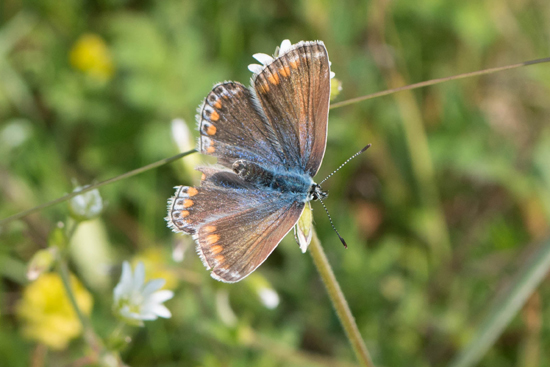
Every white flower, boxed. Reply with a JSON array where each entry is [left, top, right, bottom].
[[113, 261, 174, 326]]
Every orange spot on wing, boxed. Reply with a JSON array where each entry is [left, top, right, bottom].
[[187, 187, 198, 196], [183, 199, 194, 208], [213, 100, 222, 109], [279, 66, 290, 77], [181, 210, 189, 218], [206, 234, 220, 245], [201, 173, 206, 181], [204, 225, 216, 233], [211, 245, 223, 255], [258, 82, 270, 94], [267, 72, 280, 85], [215, 254, 225, 264], [206, 125, 217, 135], [290, 59, 300, 69], [206, 146, 215, 154], [210, 110, 220, 121]]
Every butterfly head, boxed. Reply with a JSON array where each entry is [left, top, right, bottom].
[[307, 183, 328, 201]]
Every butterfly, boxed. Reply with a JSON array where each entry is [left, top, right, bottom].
[[167, 40, 332, 283]]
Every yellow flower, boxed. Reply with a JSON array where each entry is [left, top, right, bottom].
[[69, 34, 114, 81], [16, 273, 93, 350], [133, 248, 178, 290]]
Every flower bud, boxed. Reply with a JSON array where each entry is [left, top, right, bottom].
[[68, 186, 103, 221], [295, 203, 313, 253], [26, 248, 57, 281]]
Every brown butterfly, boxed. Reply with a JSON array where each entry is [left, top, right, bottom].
[[167, 40, 331, 282]]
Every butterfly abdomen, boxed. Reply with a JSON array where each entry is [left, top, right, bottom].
[[232, 160, 311, 197]]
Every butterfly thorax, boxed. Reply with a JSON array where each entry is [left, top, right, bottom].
[[232, 160, 326, 201]]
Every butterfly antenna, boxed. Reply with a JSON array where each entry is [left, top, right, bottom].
[[318, 197, 348, 249], [320, 144, 371, 185]]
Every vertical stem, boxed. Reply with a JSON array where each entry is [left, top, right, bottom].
[[56, 221, 102, 355], [58, 260, 88, 328], [309, 228, 375, 367]]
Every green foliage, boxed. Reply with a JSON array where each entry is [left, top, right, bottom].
[[1, 0, 550, 366]]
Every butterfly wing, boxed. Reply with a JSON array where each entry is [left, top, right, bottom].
[[197, 41, 331, 176], [167, 167, 305, 283], [197, 82, 288, 169], [252, 41, 331, 177]]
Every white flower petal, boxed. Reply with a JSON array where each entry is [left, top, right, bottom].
[[252, 53, 273, 65], [248, 64, 263, 74], [152, 304, 172, 318], [149, 290, 174, 303], [114, 261, 133, 301], [120, 306, 141, 321], [133, 262, 145, 292], [138, 311, 158, 320], [113, 283, 124, 302], [142, 279, 165, 298], [142, 301, 172, 318], [121, 261, 133, 285], [279, 39, 292, 54]]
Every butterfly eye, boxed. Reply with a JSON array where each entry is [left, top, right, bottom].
[[307, 184, 328, 201]]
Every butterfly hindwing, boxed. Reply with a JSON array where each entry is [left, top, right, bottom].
[[196, 198, 304, 283], [167, 167, 305, 282]]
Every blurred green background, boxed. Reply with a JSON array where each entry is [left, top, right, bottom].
[[1, 0, 550, 366]]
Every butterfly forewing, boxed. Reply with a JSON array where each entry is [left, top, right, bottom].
[[253, 41, 331, 176], [197, 82, 286, 168]]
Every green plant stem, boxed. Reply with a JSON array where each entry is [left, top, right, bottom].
[[329, 57, 550, 110], [58, 260, 88, 330], [309, 228, 374, 367], [58, 260, 102, 355], [110, 321, 126, 341], [0, 149, 197, 227], [57, 221, 102, 356]]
